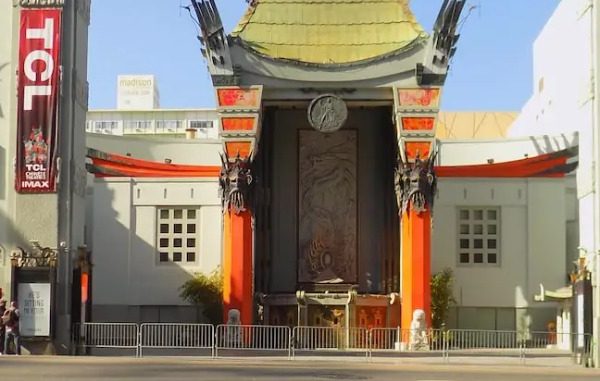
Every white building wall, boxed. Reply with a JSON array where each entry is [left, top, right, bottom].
[[526, 180, 567, 298], [86, 134, 222, 165], [434, 180, 525, 308], [433, 177, 567, 330], [434, 134, 574, 330], [91, 177, 222, 322], [509, 0, 593, 204], [0, 0, 18, 298], [439, 134, 577, 166], [0, 3, 89, 353], [86, 109, 219, 139], [92, 180, 132, 305], [508, 0, 600, 363]]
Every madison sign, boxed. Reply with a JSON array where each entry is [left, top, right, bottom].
[[16, 9, 62, 193]]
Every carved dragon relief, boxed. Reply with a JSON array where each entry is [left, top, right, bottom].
[[298, 131, 357, 284], [219, 153, 253, 214], [10, 245, 58, 268], [395, 152, 437, 214]]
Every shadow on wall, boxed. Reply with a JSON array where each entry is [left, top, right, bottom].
[[0, 209, 32, 267], [529, 133, 578, 156], [0, 209, 49, 355], [0, 62, 8, 120], [0, 146, 5, 201], [90, 183, 213, 324], [0, 61, 10, 201]]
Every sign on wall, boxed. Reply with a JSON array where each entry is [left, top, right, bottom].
[[16, 9, 62, 193], [117, 75, 158, 110], [17, 283, 51, 337]]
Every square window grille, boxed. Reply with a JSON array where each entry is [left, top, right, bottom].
[[457, 207, 500, 266], [157, 207, 200, 265]]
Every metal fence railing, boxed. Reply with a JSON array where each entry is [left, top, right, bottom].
[[369, 328, 447, 354], [215, 324, 291, 358], [291, 327, 369, 358], [139, 323, 214, 357], [523, 331, 594, 366], [443, 329, 594, 364], [71, 323, 595, 366], [444, 329, 525, 360], [72, 323, 140, 356]]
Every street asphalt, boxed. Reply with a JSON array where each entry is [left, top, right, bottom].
[[1, 356, 600, 381]]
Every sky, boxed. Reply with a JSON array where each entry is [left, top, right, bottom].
[[88, 0, 560, 111]]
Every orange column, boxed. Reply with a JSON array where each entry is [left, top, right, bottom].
[[222, 209, 254, 325], [401, 209, 431, 330]]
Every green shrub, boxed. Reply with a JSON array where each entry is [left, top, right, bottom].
[[430, 267, 456, 329], [179, 269, 223, 325]]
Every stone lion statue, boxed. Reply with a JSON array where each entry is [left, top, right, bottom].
[[409, 309, 429, 351], [225, 309, 242, 347]]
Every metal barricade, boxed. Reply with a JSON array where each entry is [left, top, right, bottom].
[[368, 327, 447, 357], [524, 331, 593, 365], [446, 329, 527, 361], [369, 327, 401, 352], [70, 323, 593, 365], [73, 322, 140, 357], [215, 324, 291, 358], [139, 323, 214, 357], [292, 326, 369, 358]]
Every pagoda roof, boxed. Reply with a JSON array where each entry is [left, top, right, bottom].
[[230, 0, 428, 66]]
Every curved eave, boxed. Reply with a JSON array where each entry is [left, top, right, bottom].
[[534, 285, 573, 302], [229, 38, 427, 85], [88, 147, 577, 179], [436, 148, 578, 178], [87, 149, 220, 178], [230, 34, 429, 69]]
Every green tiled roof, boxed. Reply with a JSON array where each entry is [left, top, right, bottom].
[[231, 0, 428, 65]]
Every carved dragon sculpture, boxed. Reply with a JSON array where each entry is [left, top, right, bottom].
[[219, 153, 253, 214], [395, 151, 437, 214]]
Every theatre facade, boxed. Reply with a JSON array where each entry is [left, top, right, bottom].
[[87, 0, 579, 334]]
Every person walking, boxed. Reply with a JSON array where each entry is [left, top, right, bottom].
[[0, 300, 6, 355], [3, 301, 20, 355]]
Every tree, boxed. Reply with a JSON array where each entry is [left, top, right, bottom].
[[179, 269, 223, 325], [430, 267, 456, 329]]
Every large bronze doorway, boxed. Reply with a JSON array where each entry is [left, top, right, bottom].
[[298, 130, 357, 284], [254, 106, 399, 298]]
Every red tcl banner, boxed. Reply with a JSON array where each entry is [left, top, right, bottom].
[[16, 9, 62, 193]]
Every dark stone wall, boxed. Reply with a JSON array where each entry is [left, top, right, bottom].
[[255, 107, 398, 295]]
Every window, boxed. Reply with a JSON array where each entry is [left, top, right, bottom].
[[189, 120, 214, 129], [457, 207, 500, 266], [156, 120, 184, 134], [93, 121, 119, 134], [123, 120, 153, 134], [156, 207, 200, 265]]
